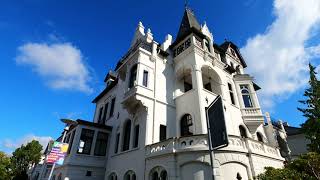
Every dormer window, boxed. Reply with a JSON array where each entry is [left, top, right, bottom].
[[240, 85, 253, 108]]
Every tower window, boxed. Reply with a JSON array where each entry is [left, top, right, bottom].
[[133, 125, 139, 148], [181, 114, 193, 136], [228, 83, 235, 105], [143, 70, 148, 87], [129, 64, 137, 88], [240, 85, 253, 108], [160, 125, 167, 141]]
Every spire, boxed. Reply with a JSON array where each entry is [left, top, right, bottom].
[[176, 8, 201, 40]]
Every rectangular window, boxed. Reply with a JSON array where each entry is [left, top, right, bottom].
[[67, 130, 75, 154], [97, 107, 103, 124], [143, 70, 148, 87], [77, 128, 94, 155], [94, 132, 108, 156], [240, 85, 253, 108], [160, 125, 167, 141], [102, 103, 109, 123], [228, 83, 235, 105], [129, 65, 137, 88], [133, 125, 140, 148], [109, 98, 116, 117], [114, 133, 120, 153], [184, 82, 192, 92]]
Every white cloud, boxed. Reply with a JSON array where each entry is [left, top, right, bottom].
[[16, 42, 93, 93], [1, 134, 53, 154], [241, 0, 320, 108]]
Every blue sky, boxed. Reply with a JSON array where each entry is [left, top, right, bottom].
[[0, 0, 319, 153]]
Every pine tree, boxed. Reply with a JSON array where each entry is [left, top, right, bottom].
[[298, 63, 320, 153]]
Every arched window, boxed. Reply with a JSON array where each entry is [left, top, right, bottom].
[[122, 120, 132, 151], [124, 171, 136, 180], [152, 172, 159, 180], [257, 132, 263, 142], [149, 167, 167, 180], [160, 170, 168, 180], [240, 85, 253, 108], [129, 64, 137, 88], [239, 125, 247, 138], [180, 114, 193, 137], [108, 173, 117, 180]]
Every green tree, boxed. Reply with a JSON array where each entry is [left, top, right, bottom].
[[298, 63, 320, 153], [0, 151, 12, 180], [256, 152, 320, 180], [10, 140, 42, 180]]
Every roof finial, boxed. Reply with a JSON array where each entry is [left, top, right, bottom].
[[185, 0, 189, 9]]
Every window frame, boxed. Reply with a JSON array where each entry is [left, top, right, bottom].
[[133, 125, 140, 148], [159, 125, 167, 142], [228, 83, 236, 105], [122, 120, 131, 151], [102, 103, 109, 124], [97, 106, 104, 124], [109, 97, 116, 118], [94, 131, 109, 156], [143, 70, 149, 87], [180, 114, 193, 137], [77, 128, 95, 155], [129, 64, 138, 89], [240, 85, 254, 108]]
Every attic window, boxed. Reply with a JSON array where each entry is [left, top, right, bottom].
[[230, 48, 237, 58]]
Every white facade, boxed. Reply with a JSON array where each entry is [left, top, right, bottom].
[[41, 8, 286, 180]]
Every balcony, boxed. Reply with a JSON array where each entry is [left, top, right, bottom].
[[240, 107, 264, 133], [145, 134, 283, 161], [122, 84, 153, 114]]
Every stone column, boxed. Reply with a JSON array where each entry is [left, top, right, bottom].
[[191, 64, 207, 134]]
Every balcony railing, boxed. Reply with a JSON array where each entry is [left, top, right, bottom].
[[145, 134, 283, 160], [241, 107, 262, 116]]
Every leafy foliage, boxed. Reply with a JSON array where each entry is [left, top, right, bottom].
[[10, 140, 43, 180], [298, 63, 320, 153], [256, 152, 320, 180], [0, 151, 11, 180]]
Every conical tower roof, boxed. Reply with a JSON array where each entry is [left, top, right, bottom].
[[176, 8, 201, 40]]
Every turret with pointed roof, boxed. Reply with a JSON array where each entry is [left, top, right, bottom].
[[172, 8, 207, 47]]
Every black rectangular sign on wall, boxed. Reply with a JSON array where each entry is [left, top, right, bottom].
[[206, 95, 228, 149]]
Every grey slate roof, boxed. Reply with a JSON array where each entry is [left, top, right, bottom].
[[176, 8, 201, 40]]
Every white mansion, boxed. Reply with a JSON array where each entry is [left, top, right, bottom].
[[33, 8, 289, 180]]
